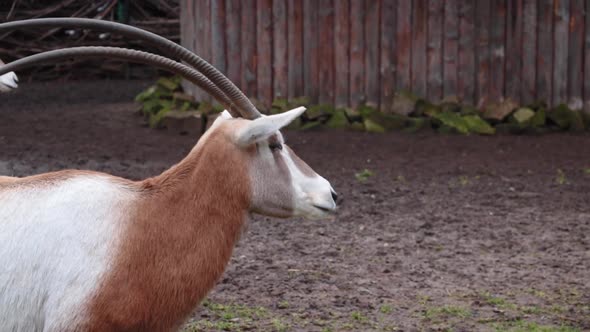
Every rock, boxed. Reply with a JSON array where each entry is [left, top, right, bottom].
[[404, 118, 432, 133], [547, 104, 586, 132], [326, 109, 349, 128], [363, 118, 386, 133], [413, 100, 438, 117], [162, 110, 204, 135], [482, 98, 518, 121], [172, 92, 195, 103], [440, 101, 461, 114], [388, 91, 417, 116], [530, 108, 546, 127], [460, 104, 479, 115], [430, 111, 469, 134], [441, 95, 460, 104], [511, 107, 535, 125], [463, 115, 495, 135]]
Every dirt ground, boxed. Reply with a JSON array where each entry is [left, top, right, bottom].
[[1, 81, 589, 332]]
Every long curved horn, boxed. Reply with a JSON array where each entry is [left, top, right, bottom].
[[0, 18, 261, 119], [0, 46, 244, 117]]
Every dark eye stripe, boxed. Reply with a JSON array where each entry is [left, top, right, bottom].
[[269, 142, 283, 151]]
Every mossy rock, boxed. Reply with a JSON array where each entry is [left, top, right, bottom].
[[156, 76, 181, 91], [365, 112, 408, 131], [299, 120, 322, 131], [548, 104, 585, 131], [463, 115, 495, 135], [460, 105, 479, 115], [430, 111, 469, 134], [526, 100, 548, 111], [306, 104, 334, 120], [388, 91, 418, 116], [326, 109, 350, 129], [530, 108, 546, 127], [270, 98, 290, 114], [440, 101, 461, 114], [363, 118, 386, 133], [404, 117, 432, 133], [548, 104, 573, 128], [482, 98, 518, 121], [511, 107, 536, 125], [413, 99, 438, 117]]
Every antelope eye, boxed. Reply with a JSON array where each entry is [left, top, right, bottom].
[[269, 142, 283, 151]]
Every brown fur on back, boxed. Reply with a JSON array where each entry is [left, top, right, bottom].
[[84, 124, 252, 331]]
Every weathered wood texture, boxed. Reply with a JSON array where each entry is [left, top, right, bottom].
[[181, 0, 590, 108]]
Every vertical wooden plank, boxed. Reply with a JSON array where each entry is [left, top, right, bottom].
[[365, 0, 380, 107], [475, 0, 491, 106], [241, 0, 257, 98], [257, 0, 273, 108], [505, 0, 523, 101], [490, 0, 506, 102], [287, 0, 304, 99], [273, 0, 288, 99], [180, 0, 196, 96], [225, 0, 241, 86], [427, 0, 443, 101], [303, 0, 319, 103], [396, 0, 411, 91], [350, 0, 365, 105], [443, 0, 459, 98], [380, 0, 396, 111], [537, 0, 553, 105], [334, 0, 350, 107], [585, 0, 590, 103], [412, 0, 428, 97], [458, 0, 475, 104], [567, 0, 583, 108], [195, 0, 212, 102], [521, 0, 536, 104], [318, 0, 335, 105], [553, 0, 570, 105], [211, 0, 226, 75]]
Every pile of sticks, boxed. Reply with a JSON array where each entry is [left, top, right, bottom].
[[0, 0, 180, 80]]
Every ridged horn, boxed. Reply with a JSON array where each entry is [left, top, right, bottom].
[[0, 18, 261, 119], [0, 46, 243, 117]]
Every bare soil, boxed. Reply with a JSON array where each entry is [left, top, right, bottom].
[[1, 81, 589, 332]]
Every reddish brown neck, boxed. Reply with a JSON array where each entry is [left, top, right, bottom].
[[86, 132, 251, 332]]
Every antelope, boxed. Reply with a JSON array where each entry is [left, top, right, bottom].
[[0, 58, 18, 92], [0, 19, 337, 331]]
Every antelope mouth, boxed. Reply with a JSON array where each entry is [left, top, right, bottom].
[[313, 204, 335, 213]]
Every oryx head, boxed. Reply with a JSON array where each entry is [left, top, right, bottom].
[[209, 107, 337, 219]]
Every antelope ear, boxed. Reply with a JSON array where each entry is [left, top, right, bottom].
[[235, 106, 306, 146]]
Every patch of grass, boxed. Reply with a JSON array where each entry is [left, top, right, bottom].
[[355, 169, 374, 182], [380, 304, 393, 314], [556, 169, 568, 185], [350, 311, 368, 323], [271, 318, 290, 332], [278, 300, 290, 309], [458, 175, 470, 186], [417, 295, 431, 306], [583, 167, 590, 175], [479, 292, 517, 311], [491, 319, 581, 332], [423, 305, 471, 320]]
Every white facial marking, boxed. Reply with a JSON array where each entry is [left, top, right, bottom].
[[0, 71, 18, 92], [282, 147, 336, 219], [0, 176, 135, 331]]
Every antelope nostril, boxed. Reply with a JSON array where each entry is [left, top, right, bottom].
[[331, 190, 338, 202]]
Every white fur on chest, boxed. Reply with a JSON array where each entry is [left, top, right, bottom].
[[0, 176, 135, 332]]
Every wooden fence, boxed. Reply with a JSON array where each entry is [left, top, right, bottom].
[[180, 0, 590, 110]]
